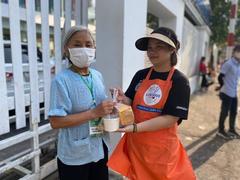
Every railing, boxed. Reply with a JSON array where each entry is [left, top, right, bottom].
[[0, 0, 88, 179]]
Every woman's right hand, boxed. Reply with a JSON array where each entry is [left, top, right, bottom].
[[110, 87, 132, 105], [92, 100, 115, 118], [109, 87, 125, 102], [116, 88, 125, 102]]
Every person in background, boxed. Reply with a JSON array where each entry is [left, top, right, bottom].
[[107, 27, 196, 180], [199, 56, 208, 92], [48, 26, 114, 180], [216, 45, 240, 139]]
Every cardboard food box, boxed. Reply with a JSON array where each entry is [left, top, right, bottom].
[[115, 103, 134, 126]]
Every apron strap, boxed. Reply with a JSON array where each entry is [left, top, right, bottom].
[[166, 67, 175, 82], [145, 67, 153, 80], [146, 67, 175, 82]]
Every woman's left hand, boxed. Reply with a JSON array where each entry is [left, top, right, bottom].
[[117, 124, 134, 133]]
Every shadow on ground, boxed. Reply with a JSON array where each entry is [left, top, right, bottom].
[[189, 133, 229, 170]]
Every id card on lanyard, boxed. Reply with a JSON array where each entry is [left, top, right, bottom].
[[79, 71, 104, 136]]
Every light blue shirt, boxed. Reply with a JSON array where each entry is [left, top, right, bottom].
[[220, 57, 240, 97], [48, 68, 110, 165]]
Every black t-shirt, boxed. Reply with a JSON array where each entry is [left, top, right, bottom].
[[125, 68, 190, 124]]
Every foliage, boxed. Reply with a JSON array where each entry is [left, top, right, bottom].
[[209, 0, 231, 46]]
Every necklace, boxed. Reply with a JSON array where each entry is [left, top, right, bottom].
[[70, 66, 96, 106], [70, 65, 90, 76]]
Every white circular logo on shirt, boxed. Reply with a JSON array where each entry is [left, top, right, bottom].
[[144, 84, 162, 106]]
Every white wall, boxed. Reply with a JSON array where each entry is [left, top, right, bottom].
[[95, 0, 124, 90], [122, 0, 147, 91], [181, 18, 200, 93], [197, 26, 211, 61], [180, 18, 211, 93], [181, 18, 199, 77]]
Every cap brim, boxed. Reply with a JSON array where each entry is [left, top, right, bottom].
[[135, 33, 176, 51], [135, 37, 150, 51]]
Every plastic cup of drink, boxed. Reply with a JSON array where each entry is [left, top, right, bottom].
[[103, 116, 119, 132]]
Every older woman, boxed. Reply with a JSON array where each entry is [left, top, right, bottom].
[[48, 26, 114, 180]]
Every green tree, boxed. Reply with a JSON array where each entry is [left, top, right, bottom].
[[209, 0, 231, 46]]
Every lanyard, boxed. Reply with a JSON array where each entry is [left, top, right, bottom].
[[79, 72, 96, 106], [70, 66, 96, 106]]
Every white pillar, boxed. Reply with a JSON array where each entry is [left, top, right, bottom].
[[122, 1, 147, 91], [95, 0, 147, 91], [95, 0, 147, 151], [95, 0, 124, 90]]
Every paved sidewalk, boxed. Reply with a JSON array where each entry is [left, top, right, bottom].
[[179, 86, 240, 180]]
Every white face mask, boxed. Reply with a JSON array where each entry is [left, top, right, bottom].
[[68, 48, 96, 68]]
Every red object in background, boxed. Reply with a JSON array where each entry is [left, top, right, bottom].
[[227, 33, 235, 46], [199, 62, 207, 74]]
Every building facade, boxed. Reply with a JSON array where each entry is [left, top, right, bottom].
[[95, 0, 211, 94]]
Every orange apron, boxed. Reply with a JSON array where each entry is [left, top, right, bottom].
[[108, 67, 196, 180]]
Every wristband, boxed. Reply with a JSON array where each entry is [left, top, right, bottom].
[[133, 123, 137, 133]]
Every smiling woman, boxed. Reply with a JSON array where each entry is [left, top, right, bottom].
[[107, 27, 196, 180]]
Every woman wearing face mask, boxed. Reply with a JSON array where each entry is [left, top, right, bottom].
[[48, 26, 114, 180], [107, 27, 196, 180]]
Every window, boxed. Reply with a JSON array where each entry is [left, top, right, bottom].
[[1, 0, 8, 3], [49, 0, 54, 14], [35, 0, 41, 12], [1, 0, 26, 8], [19, 0, 25, 8], [4, 44, 42, 64], [147, 13, 159, 30]]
